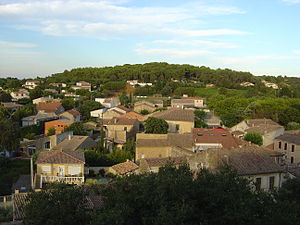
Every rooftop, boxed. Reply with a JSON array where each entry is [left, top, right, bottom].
[[36, 150, 85, 164], [111, 160, 139, 175], [275, 133, 300, 145], [150, 109, 194, 122], [36, 102, 63, 113]]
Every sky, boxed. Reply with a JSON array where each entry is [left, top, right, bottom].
[[0, 0, 300, 78]]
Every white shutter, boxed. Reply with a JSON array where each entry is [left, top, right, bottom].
[[68, 166, 81, 175]]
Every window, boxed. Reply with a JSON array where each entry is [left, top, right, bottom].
[[291, 157, 294, 164], [44, 141, 50, 149], [278, 142, 282, 149], [284, 143, 287, 150], [68, 166, 81, 176], [255, 178, 261, 191], [269, 176, 275, 190], [292, 145, 295, 152], [41, 166, 51, 174]]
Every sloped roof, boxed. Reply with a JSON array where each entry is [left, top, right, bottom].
[[36, 102, 63, 113], [121, 111, 144, 121], [246, 124, 283, 134], [104, 117, 138, 126], [1, 102, 23, 109], [36, 150, 85, 164], [63, 109, 80, 117], [245, 119, 279, 127], [53, 136, 96, 151], [275, 133, 300, 145], [142, 157, 187, 167], [151, 109, 194, 122], [115, 105, 131, 112], [111, 161, 139, 175], [22, 112, 58, 121]]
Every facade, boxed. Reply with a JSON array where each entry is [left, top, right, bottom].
[[90, 108, 107, 118], [188, 146, 286, 191], [230, 119, 284, 147], [171, 98, 205, 109], [36, 150, 85, 188], [274, 133, 300, 164], [22, 112, 58, 127], [44, 119, 71, 135], [23, 80, 40, 89], [59, 109, 81, 123], [49, 82, 67, 88], [10, 89, 30, 100], [36, 102, 65, 114], [134, 100, 164, 113], [71, 81, 92, 91], [262, 80, 279, 89], [149, 109, 194, 133], [240, 82, 255, 87], [104, 117, 140, 145], [95, 97, 120, 108], [32, 96, 60, 105], [136, 133, 194, 160]]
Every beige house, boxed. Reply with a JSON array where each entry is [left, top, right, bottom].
[[59, 109, 81, 123], [32, 96, 60, 105], [104, 117, 140, 146], [139, 157, 186, 173], [134, 100, 163, 113], [10, 89, 30, 100], [108, 160, 139, 176], [102, 105, 131, 119], [136, 133, 194, 160], [274, 133, 300, 164], [36, 150, 85, 188], [149, 109, 194, 134], [171, 98, 205, 109], [230, 119, 284, 147], [71, 81, 92, 91]]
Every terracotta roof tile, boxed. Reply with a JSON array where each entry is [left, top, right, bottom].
[[111, 161, 139, 175], [36, 102, 63, 113], [36, 150, 85, 164], [150, 109, 194, 122]]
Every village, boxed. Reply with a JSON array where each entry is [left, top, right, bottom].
[[0, 76, 299, 223]]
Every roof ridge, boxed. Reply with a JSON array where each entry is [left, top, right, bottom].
[[61, 150, 85, 163]]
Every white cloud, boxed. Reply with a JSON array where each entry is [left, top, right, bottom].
[[293, 50, 300, 54], [0, 40, 37, 48], [0, 0, 247, 38], [135, 47, 215, 59], [282, 0, 300, 4]]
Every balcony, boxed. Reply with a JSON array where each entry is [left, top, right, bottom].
[[39, 175, 84, 188]]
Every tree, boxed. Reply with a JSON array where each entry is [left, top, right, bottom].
[[0, 91, 12, 102], [140, 109, 149, 115], [78, 100, 103, 120], [244, 132, 263, 146], [0, 119, 20, 152], [221, 113, 243, 128], [23, 185, 90, 225], [286, 122, 300, 130], [119, 94, 130, 107], [91, 165, 278, 225], [61, 98, 75, 110], [29, 87, 43, 100], [144, 117, 168, 134], [64, 122, 86, 135], [122, 138, 136, 154], [108, 149, 133, 164], [47, 127, 56, 136]]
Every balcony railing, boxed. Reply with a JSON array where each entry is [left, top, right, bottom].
[[40, 175, 84, 188]]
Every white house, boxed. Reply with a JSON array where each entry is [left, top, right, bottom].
[[90, 108, 108, 118]]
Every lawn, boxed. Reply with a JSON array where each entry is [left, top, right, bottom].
[[0, 158, 30, 196]]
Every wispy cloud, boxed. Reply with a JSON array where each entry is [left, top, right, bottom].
[[0, 40, 37, 48], [282, 0, 300, 4], [293, 50, 300, 54], [0, 0, 247, 39]]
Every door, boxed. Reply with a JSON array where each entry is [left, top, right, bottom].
[[58, 166, 64, 176]]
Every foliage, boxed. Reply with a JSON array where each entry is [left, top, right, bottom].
[[122, 138, 136, 154], [20, 123, 44, 139], [17, 97, 32, 105], [119, 93, 130, 107], [144, 117, 169, 134], [12, 104, 36, 124], [286, 122, 300, 130], [84, 150, 114, 166], [0, 119, 20, 152], [61, 98, 75, 110], [0, 206, 13, 223], [102, 81, 126, 91], [47, 127, 56, 136], [91, 165, 279, 225], [78, 100, 103, 120], [0, 91, 12, 102], [244, 132, 263, 146], [108, 149, 134, 164], [29, 87, 43, 100], [23, 185, 90, 225], [64, 122, 86, 135], [140, 109, 150, 115], [194, 110, 207, 128], [221, 113, 243, 128]]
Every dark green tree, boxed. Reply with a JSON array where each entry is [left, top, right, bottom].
[[78, 100, 103, 119], [29, 87, 43, 100], [144, 117, 168, 134], [119, 94, 130, 107], [0, 119, 20, 152], [64, 122, 86, 135], [61, 98, 75, 110], [0, 91, 12, 102]]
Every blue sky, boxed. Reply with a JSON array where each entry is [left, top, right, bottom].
[[0, 0, 300, 78]]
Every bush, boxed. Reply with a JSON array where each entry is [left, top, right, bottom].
[[0, 206, 13, 223], [144, 117, 169, 134], [244, 132, 263, 146]]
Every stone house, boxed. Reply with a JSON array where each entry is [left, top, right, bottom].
[[135, 133, 194, 160], [95, 97, 120, 108], [52, 135, 97, 151], [23, 80, 40, 89], [171, 98, 205, 109], [36, 150, 85, 188], [274, 133, 300, 164], [149, 109, 194, 134], [102, 106, 131, 120], [134, 100, 163, 113], [188, 146, 286, 191], [60, 109, 81, 123], [71, 81, 92, 91], [230, 119, 284, 147]]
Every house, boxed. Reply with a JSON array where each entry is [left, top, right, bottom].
[[36, 150, 85, 188], [204, 111, 221, 128], [149, 109, 194, 133], [33, 96, 60, 105], [23, 80, 40, 89], [1, 102, 24, 111], [71, 81, 92, 91], [102, 106, 131, 120], [127, 80, 152, 87], [171, 98, 205, 109], [60, 109, 81, 123], [135, 133, 194, 160], [262, 80, 279, 89], [134, 100, 163, 113], [52, 135, 97, 151], [108, 160, 139, 176], [49, 82, 67, 88], [95, 97, 120, 108], [44, 119, 71, 135], [192, 128, 248, 151], [22, 112, 58, 127], [139, 157, 186, 173], [90, 108, 108, 118], [104, 117, 140, 146], [120, 111, 145, 122], [240, 82, 255, 87], [10, 89, 30, 100], [188, 146, 286, 191], [20, 131, 73, 155], [36, 102, 65, 114], [64, 92, 80, 101], [274, 133, 300, 164], [230, 119, 284, 147]]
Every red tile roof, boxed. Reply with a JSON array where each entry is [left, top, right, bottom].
[[111, 160, 139, 175], [36, 102, 63, 113], [36, 150, 85, 164]]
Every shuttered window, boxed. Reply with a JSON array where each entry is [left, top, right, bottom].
[[68, 166, 81, 175], [41, 166, 51, 173]]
